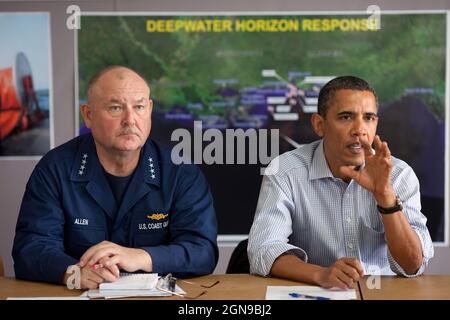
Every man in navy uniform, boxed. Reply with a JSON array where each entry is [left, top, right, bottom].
[[13, 66, 218, 289]]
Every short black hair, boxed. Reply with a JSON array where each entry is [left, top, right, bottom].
[[317, 76, 378, 117]]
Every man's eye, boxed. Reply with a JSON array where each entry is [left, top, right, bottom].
[[136, 105, 145, 110], [109, 105, 122, 112], [339, 115, 351, 120]]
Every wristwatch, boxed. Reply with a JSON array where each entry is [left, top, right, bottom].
[[377, 194, 403, 214]]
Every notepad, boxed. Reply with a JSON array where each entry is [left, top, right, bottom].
[[86, 285, 186, 299], [87, 273, 186, 299], [99, 273, 158, 292]]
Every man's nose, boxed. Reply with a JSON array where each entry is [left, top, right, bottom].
[[121, 106, 136, 126], [351, 118, 368, 137]]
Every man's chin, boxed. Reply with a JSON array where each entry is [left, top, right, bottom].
[[114, 143, 142, 153]]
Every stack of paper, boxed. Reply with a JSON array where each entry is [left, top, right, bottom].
[[85, 273, 185, 299], [100, 273, 159, 291]]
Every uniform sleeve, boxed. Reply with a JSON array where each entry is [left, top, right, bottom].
[[140, 164, 218, 277], [388, 165, 434, 277], [248, 164, 307, 276], [12, 166, 78, 284]]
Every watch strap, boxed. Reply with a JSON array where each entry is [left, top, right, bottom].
[[377, 195, 403, 214]]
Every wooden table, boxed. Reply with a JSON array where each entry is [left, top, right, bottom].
[[359, 275, 450, 300], [2, 274, 450, 300], [0, 274, 361, 300]]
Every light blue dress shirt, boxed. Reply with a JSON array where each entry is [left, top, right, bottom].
[[248, 139, 434, 277]]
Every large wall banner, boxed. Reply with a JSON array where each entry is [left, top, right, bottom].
[[0, 12, 53, 157], [76, 12, 448, 244]]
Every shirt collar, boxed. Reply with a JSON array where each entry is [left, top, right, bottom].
[[309, 139, 335, 180]]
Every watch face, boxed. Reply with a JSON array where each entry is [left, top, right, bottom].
[[396, 196, 403, 208]]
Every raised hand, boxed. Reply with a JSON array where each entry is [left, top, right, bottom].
[[339, 135, 394, 199]]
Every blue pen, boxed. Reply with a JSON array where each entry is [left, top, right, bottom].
[[288, 292, 331, 300]]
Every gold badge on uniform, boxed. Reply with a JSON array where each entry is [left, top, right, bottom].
[[147, 213, 168, 220]]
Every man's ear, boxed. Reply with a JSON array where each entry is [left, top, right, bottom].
[[311, 113, 324, 138], [80, 104, 93, 129]]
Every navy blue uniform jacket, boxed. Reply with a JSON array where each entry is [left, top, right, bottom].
[[12, 134, 218, 284]]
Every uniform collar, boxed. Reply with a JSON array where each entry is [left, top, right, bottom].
[[70, 134, 95, 182], [70, 134, 161, 188], [309, 139, 335, 180], [141, 141, 161, 187], [113, 140, 160, 227], [69, 134, 161, 222]]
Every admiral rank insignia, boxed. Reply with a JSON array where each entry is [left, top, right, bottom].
[[139, 213, 169, 230]]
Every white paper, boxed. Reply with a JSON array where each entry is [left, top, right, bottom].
[[7, 296, 89, 300], [99, 273, 158, 291], [87, 284, 186, 299], [265, 286, 357, 300]]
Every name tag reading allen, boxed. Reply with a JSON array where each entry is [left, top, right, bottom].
[[74, 218, 89, 226]]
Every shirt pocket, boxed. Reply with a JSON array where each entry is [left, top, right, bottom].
[[359, 209, 385, 235], [65, 226, 106, 258], [133, 232, 169, 247]]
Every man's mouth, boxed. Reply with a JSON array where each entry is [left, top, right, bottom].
[[119, 131, 138, 137], [347, 143, 363, 154]]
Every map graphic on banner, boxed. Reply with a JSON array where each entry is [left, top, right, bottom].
[[77, 13, 447, 242]]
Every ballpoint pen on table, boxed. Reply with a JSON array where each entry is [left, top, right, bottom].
[[288, 292, 331, 300]]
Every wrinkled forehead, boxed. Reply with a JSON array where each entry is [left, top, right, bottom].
[[88, 69, 150, 103], [105, 95, 150, 106]]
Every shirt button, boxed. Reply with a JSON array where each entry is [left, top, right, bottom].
[[347, 243, 354, 249], [346, 217, 352, 223]]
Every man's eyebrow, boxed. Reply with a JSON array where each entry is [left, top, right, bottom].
[[336, 111, 378, 117], [136, 97, 148, 103], [108, 98, 122, 103], [336, 111, 354, 116]]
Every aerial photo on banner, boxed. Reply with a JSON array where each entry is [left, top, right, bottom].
[[0, 12, 53, 157]]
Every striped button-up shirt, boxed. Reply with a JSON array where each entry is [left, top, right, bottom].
[[248, 139, 434, 277]]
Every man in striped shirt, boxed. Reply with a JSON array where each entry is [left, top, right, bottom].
[[248, 76, 434, 289]]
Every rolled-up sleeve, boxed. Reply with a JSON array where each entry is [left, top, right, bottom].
[[388, 165, 434, 277], [248, 164, 307, 276]]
